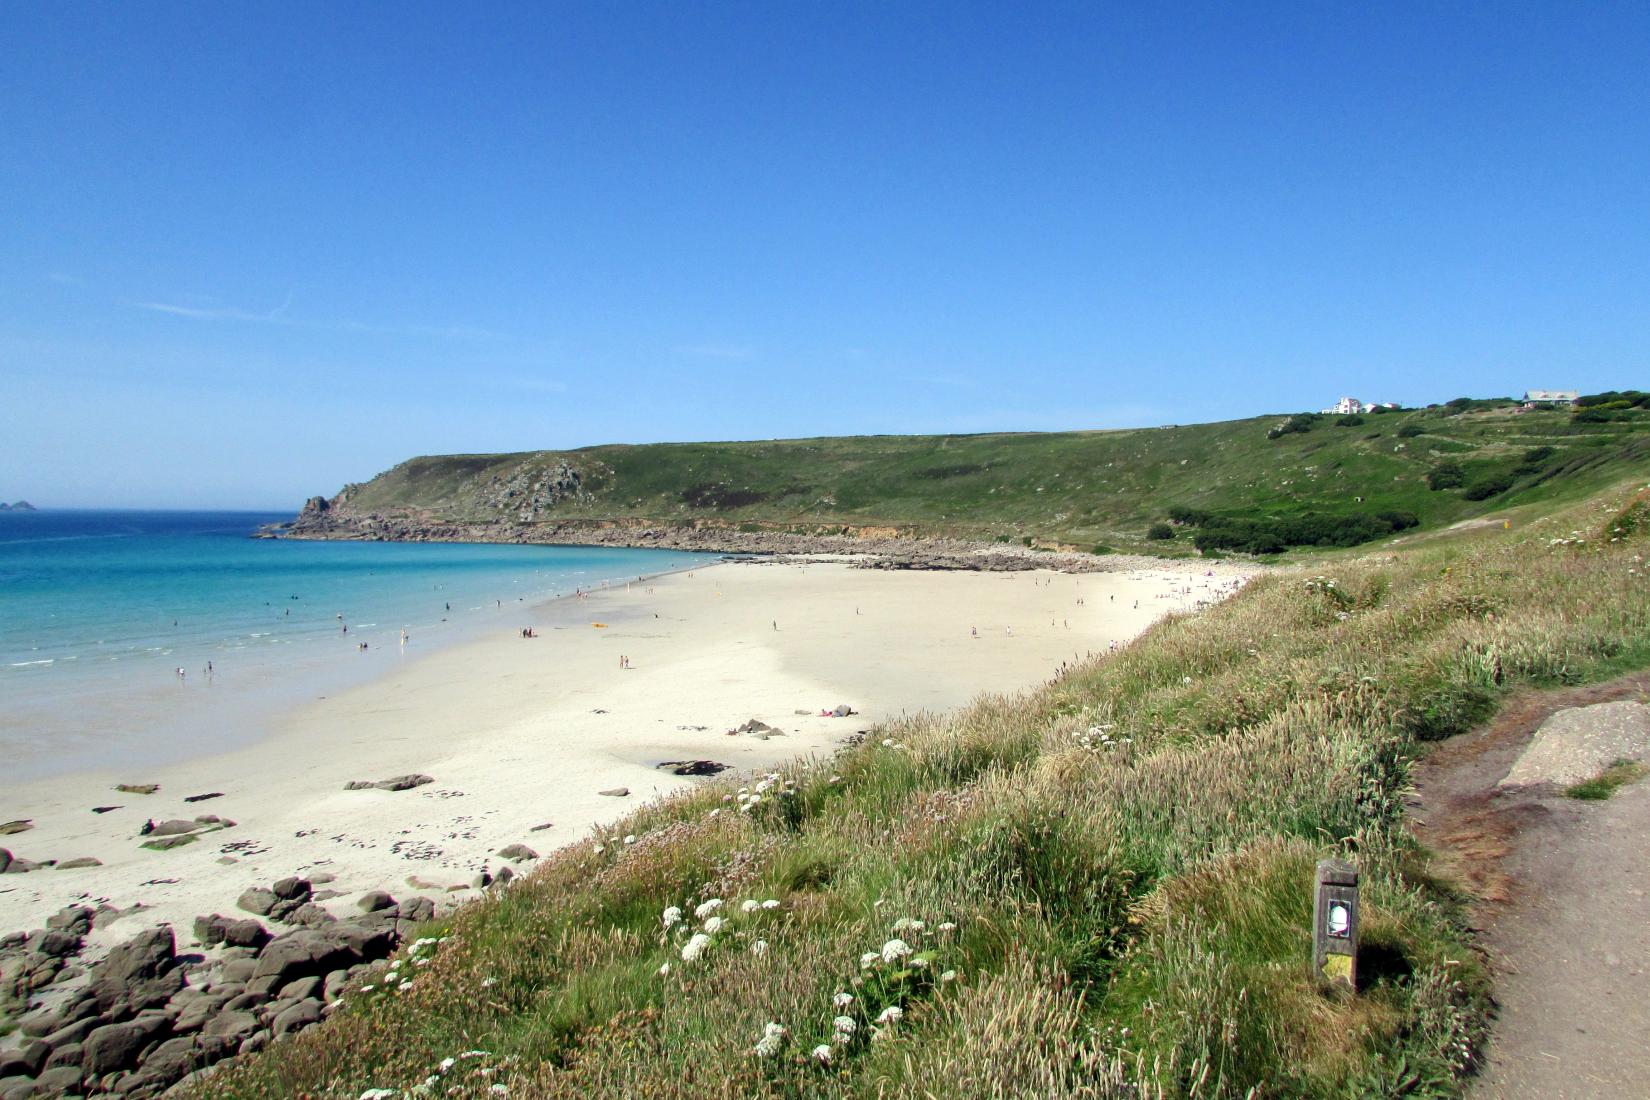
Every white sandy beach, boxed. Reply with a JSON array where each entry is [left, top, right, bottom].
[[0, 560, 1251, 944]]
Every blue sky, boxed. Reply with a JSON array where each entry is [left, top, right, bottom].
[[3, 2, 1646, 508]]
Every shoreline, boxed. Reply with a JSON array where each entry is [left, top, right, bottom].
[[0, 559, 1255, 948], [1, 546, 719, 786], [262, 505, 1200, 573]]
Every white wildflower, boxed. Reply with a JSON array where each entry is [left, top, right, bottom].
[[694, 899, 724, 919], [910, 956, 928, 969], [662, 906, 683, 929], [657, 962, 671, 976], [833, 991, 854, 1007], [811, 1043, 833, 1063], [703, 915, 725, 934], [762, 899, 780, 909], [624, 834, 636, 844], [876, 1005, 904, 1025], [489, 1087, 508, 1097], [753, 1021, 787, 1057], [938, 921, 957, 933], [751, 939, 768, 956], [892, 918, 924, 933], [940, 969, 957, 982], [680, 933, 711, 963], [860, 951, 880, 969], [593, 844, 604, 854], [360, 984, 376, 993], [740, 899, 761, 913], [880, 938, 912, 964], [359, 1089, 398, 1099], [833, 1015, 856, 1036], [438, 1057, 456, 1073], [481, 977, 497, 988]]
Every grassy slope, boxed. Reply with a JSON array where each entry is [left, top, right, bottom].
[[201, 479, 1650, 1099], [335, 405, 1650, 551]]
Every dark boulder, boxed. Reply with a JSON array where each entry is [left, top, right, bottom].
[[272, 998, 323, 1037], [236, 887, 277, 917], [82, 1013, 169, 1076]]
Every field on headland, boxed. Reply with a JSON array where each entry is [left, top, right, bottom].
[[292, 401, 1650, 554], [195, 480, 1650, 1098]]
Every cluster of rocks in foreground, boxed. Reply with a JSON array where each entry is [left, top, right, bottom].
[[0, 876, 450, 1099], [263, 504, 1177, 574]]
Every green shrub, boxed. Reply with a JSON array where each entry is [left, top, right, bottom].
[[1147, 523, 1175, 541], [1334, 414, 1366, 427], [1267, 414, 1319, 439], [1462, 472, 1515, 501], [1427, 463, 1465, 490], [1397, 424, 1426, 438]]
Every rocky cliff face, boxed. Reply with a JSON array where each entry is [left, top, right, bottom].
[[265, 505, 1169, 573], [477, 460, 589, 520]]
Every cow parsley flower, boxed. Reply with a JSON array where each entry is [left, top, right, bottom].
[[880, 938, 912, 964], [680, 933, 711, 962], [662, 906, 683, 929], [753, 1021, 787, 1057], [938, 921, 957, 933], [438, 1057, 456, 1072], [359, 1090, 397, 1099], [832, 1015, 856, 1037], [860, 951, 880, 969], [657, 962, 671, 976], [876, 1005, 903, 1025], [891, 918, 924, 933], [812, 1043, 833, 1063], [761, 899, 780, 909], [740, 899, 761, 913], [832, 991, 854, 1008], [703, 916, 725, 934], [694, 899, 723, 919], [750, 939, 768, 956]]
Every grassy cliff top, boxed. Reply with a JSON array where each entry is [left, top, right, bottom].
[[325, 402, 1649, 552]]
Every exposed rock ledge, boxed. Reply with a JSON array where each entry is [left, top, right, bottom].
[[257, 507, 1220, 575]]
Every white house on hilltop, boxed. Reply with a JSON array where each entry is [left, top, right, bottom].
[[1323, 397, 1397, 415], [1523, 389, 1579, 406]]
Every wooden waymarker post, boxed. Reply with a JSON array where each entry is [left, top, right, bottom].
[[1313, 858, 1359, 990]]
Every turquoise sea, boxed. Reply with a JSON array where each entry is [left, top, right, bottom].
[[0, 510, 714, 780]]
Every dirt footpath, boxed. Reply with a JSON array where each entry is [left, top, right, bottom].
[[1414, 674, 1650, 1099]]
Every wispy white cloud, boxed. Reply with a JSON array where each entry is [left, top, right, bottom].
[[673, 342, 755, 361], [133, 293, 504, 341], [138, 293, 292, 324]]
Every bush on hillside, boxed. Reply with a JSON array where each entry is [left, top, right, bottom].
[[1334, 414, 1365, 427], [1183, 510, 1420, 555], [1575, 389, 1650, 408], [1167, 506, 1214, 526], [1266, 414, 1319, 439], [1427, 462, 1466, 490], [1462, 472, 1516, 501], [1146, 522, 1175, 540], [1397, 424, 1426, 439]]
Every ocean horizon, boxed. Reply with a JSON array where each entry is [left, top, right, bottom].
[[0, 509, 715, 781]]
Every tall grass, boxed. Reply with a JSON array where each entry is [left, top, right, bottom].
[[194, 480, 1650, 1099]]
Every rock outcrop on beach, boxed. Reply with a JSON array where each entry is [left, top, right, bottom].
[[264, 502, 1160, 572], [0, 880, 458, 1098]]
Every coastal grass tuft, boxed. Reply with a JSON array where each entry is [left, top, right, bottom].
[[192, 477, 1650, 1099], [1563, 759, 1649, 801]]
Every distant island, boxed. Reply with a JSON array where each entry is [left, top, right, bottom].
[[0, 500, 36, 512]]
